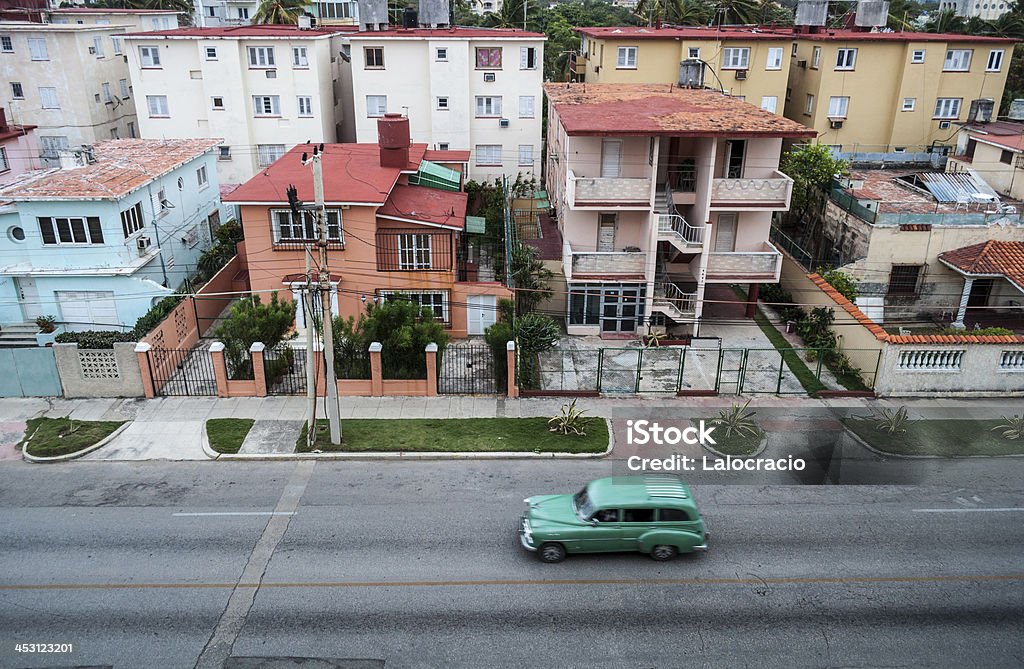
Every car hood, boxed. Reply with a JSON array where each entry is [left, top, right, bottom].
[[525, 494, 580, 526]]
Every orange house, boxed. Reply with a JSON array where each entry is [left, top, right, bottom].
[[224, 114, 511, 338]]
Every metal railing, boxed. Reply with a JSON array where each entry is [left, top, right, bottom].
[[653, 282, 698, 315], [657, 214, 705, 245], [769, 226, 812, 269]]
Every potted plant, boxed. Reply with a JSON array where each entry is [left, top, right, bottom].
[[34, 315, 60, 347]]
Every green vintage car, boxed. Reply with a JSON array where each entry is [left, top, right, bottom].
[[519, 475, 708, 563]]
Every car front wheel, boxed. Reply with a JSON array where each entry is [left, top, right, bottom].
[[539, 542, 567, 563], [650, 545, 678, 561]]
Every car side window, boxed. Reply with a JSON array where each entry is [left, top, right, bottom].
[[622, 508, 654, 523], [657, 508, 691, 522], [594, 509, 619, 523]]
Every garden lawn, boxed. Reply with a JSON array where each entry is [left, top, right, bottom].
[[845, 418, 1024, 457], [296, 418, 609, 454], [693, 418, 764, 457], [206, 418, 255, 454], [19, 417, 126, 458]]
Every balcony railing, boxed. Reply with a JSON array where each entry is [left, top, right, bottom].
[[567, 170, 651, 207], [653, 282, 698, 316], [563, 242, 647, 280], [705, 242, 783, 281], [711, 170, 793, 208], [656, 214, 705, 246]]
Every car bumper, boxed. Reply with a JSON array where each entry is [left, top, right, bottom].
[[518, 516, 536, 551], [691, 543, 708, 552]]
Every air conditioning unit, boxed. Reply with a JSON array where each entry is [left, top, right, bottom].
[[265, 70, 277, 79], [796, 59, 807, 68], [829, 118, 844, 129], [735, 69, 748, 80], [483, 72, 496, 82], [136, 236, 152, 255], [499, 118, 510, 128], [938, 120, 951, 129]]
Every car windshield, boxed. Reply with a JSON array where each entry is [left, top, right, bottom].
[[573, 489, 594, 520]]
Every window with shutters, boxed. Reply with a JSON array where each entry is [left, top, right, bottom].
[[518, 95, 534, 118], [518, 144, 534, 166], [147, 95, 169, 117], [520, 46, 537, 69], [475, 96, 502, 117], [475, 46, 501, 68], [475, 144, 502, 166], [944, 49, 971, 71], [258, 144, 286, 167], [119, 79, 130, 99], [292, 46, 308, 67], [297, 96, 313, 117], [139, 45, 160, 67], [197, 165, 209, 188], [39, 87, 59, 109], [120, 202, 144, 238], [38, 217, 104, 245], [247, 46, 275, 68], [252, 95, 281, 116], [366, 95, 387, 117], [28, 38, 48, 61], [765, 47, 783, 70]]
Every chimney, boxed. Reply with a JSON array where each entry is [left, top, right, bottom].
[[0, 108, 8, 133], [378, 113, 410, 168]]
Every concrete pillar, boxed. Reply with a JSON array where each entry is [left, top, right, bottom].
[[745, 282, 760, 318], [209, 341, 229, 398], [953, 277, 974, 329], [425, 342, 438, 397], [506, 340, 518, 398], [369, 342, 383, 397], [249, 342, 267, 397], [134, 342, 155, 399]]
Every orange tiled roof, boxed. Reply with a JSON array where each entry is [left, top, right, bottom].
[[939, 240, 1024, 293]]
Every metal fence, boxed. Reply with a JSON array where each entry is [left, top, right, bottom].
[[149, 347, 217, 396], [438, 343, 498, 394], [265, 345, 306, 395]]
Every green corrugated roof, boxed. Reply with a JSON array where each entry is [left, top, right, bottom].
[[409, 160, 461, 192], [465, 216, 486, 234]]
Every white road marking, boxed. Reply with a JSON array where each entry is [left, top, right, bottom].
[[172, 512, 295, 517], [913, 508, 1024, 513]]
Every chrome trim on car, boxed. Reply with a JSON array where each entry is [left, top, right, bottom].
[[519, 516, 536, 551], [691, 543, 708, 552]]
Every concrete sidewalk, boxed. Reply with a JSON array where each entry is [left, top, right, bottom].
[[1, 394, 1020, 461]]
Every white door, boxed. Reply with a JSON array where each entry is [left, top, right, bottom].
[[600, 139, 622, 178], [467, 294, 496, 335], [15, 277, 42, 322], [714, 214, 737, 252], [597, 213, 617, 252], [56, 290, 118, 331]]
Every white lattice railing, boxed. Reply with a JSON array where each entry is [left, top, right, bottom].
[[896, 349, 965, 371], [657, 214, 705, 245], [653, 282, 698, 315], [710, 170, 793, 206], [999, 350, 1024, 370]]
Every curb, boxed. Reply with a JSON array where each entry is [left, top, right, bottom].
[[204, 417, 615, 460], [842, 422, 1024, 459], [22, 421, 131, 464], [701, 431, 768, 460]]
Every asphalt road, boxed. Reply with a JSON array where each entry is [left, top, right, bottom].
[[1, 460, 1023, 669]]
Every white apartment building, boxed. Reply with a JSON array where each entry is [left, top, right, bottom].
[[0, 21, 141, 163], [124, 24, 348, 186], [192, 0, 360, 28], [545, 83, 816, 336], [345, 27, 545, 182], [48, 8, 181, 31]]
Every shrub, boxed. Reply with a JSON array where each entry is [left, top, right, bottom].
[[548, 399, 593, 436], [35, 315, 57, 333], [331, 298, 448, 380], [818, 268, 859, 302], [214, 293, 296, 379], [759, 283, 793, 305], [992, 415, 1024, 440], [484, 320, 515, 389], [131, 294, 186, 340], [855, 406, 913, 434], [710, 400, 760, 438], [54, 330, 136, 349]]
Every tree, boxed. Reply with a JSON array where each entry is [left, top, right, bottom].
[[333, 298, 448, 380], [252, 0, 306, 24], [781, 143, 848, 228], [214, 293, 297, 379], [713, 0, 761, 25], [510, 244, 553, 316]]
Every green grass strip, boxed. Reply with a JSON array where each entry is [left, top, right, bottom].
[[845, 418, 1024, 457], [692, 417, 763, 456], [19, 417, 126, 458], [206, 418, 255, 454]]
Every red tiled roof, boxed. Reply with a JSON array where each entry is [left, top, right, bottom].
[[0, 124, 37, 143], [224, 143, 427, 206], [349, 27, 545, 39], [377, 184, 467, 230], [423, 149, 471, 163], [123, 25, 348, 38], [939, 241, 1024, 293], [899, 223, 932, 232], [970, 130, 1024, 153], [783, 28, 1017, 44], [545, 83, 816, 138], [575, 25, 1017, 44]]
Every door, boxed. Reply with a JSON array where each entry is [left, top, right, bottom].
[[600, 139, 622, 178], [967, 278, 994, 308], [597, 213, 616, 252], [57, 291, 118, 331], [726, 140, 746, 179], [601, 287, 642, 333], [618, 507, 657, 548], [467, 294, 496, 335], [574, 509, 625, 552], [714, 214, 737, 252], [15, 277, 42, 322]]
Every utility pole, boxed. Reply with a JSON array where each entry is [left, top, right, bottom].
[[304, 246, 316, 451]]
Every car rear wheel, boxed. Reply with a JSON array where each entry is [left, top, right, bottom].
[[650, 544, 678, 561], [539, 542, 566, 563]]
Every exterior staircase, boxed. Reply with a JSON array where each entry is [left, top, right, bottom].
[[0, 323, 39, 348], [651, 282, 698, 324]]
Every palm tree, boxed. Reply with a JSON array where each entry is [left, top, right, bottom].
[[923, 9, 967, 33], [253, 0, 307, 25], [713, 0, 760, 25]]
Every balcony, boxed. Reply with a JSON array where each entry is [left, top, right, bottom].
[[567, 170, 651, 209], [705, 242, 783, 282], [562, 242, 647, 281], [710, 170, 793, 210], [652, 282, 698, 322], [656, 214, 705, 253]]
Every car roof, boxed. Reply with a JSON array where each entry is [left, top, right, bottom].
[[586, 476, 699, 511]]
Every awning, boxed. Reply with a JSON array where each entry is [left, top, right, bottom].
[[409, 160, 462, 192]]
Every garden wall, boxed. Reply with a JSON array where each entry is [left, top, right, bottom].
[[53, 343, 144, 398]]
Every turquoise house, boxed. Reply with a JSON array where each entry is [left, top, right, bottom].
[[0, 138, 224, 332]]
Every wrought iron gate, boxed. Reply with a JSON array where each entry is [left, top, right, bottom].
[[148, 347, 217, 396], [438, 343, 499, 394], [265, 346, 308, 395]]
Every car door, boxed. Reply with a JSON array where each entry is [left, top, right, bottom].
[[574, 508, 623, 553], [618, 507, 656, 550]]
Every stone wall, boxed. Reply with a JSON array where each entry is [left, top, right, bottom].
[[54, 342, 144, 398]]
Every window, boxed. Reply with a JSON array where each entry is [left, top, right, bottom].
[[156, 188, 168, 215], [397, 233, 432, 269], [110, 127, 119, 139], [0, 35, 12, 52], [811, 46, 820, 68], [252, 95, 281, 116], [766, 47, 783, 70], [475, 95, 502, 117], [786, 86, 792, 101], [28, 38, 48, 61], [0, 147, 8, 173], [933, 97, 962, 119], [657, 508, 691, 522], [272, 209, 342, 243], [208, 6, 216, 17], [475, 144, 502, 166], [120, 202, 144, 238], [101, 82, 112, 104], [520, 46, 537, 69], [219, 146, 231, 160], [987, 49, 1004, 71], [317, 1, 355, 18], [248, 46, 275, 68], [92, 36, 104, 57], [197, 165, 208, 187], [911, 49, 925, 63], [147, 95, 168, 117], [292, 46, 308, 67], [366, 95, 387, 117], [365, 46, 384, 68], [39, 87, 59, 109], [791, 42, 798, 55], [622, 509, 654, 523], [139, 45, 160, 67], [759, 96, 778, 113], [518, 95, 535, 118], [944, 49, 971, 71], [902, 97, 916, 112], [828, 96, 849, 118], [38, 216, 104, 245], [211, 96, 225, 110], [688, 47, 700, 58], [10, 82, 23, 99], [805, 93, 814, 115], [1000, 149, 1014, 164], [438, 143, 449, 151], [518, 144, 534, 166], [615, 45, 637, 69], [127, 122, 135, 138], [119, 78, 129, 99], [380, 291, 447, 321], [436, 96, 449, 110], [722, 47, 749, 69], [111, 37, 122, 55], [297, 95, 313, 116], [436, 47, 447, 61], [237, 7, 249, 19], [39, 136, 68, 164], [258, 144, 286, 166], [887, 265, 921, 296], [205, 46, 217, 60], [475, 47, 501, 68], [835, 48, 857, 70]]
